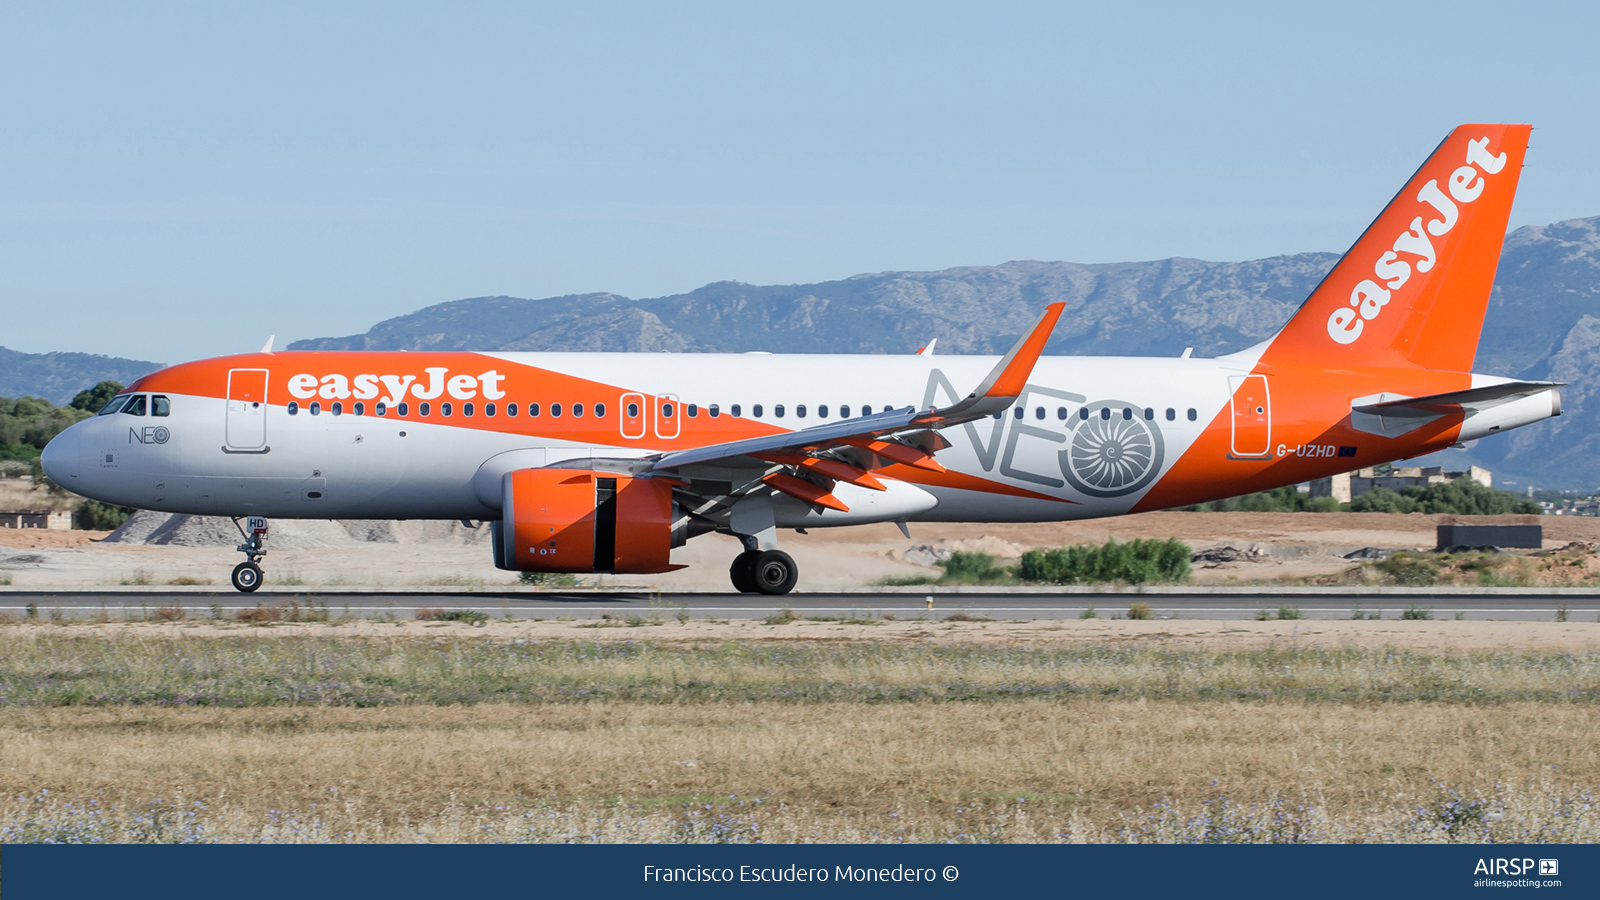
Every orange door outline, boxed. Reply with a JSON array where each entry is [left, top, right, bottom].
[[620, 392, 647, 439], [1228, 374, 1271, 458], [654, 394, 680, 439], [226, 368, 269, 450]]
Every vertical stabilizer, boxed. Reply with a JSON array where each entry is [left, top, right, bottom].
[[1261, 124, 1530, 372]]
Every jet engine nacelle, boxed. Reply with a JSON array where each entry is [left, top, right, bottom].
[[491, 468, 688, 574]]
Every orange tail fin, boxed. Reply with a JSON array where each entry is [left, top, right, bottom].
[[1261, 124, 1531, 372]]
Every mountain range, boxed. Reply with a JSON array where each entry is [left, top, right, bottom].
[[6, 216, 1596, 487]]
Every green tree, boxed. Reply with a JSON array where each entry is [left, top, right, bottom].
[[69, 380, 126, 413]]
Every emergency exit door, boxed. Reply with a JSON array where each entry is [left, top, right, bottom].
[[619, 393, 647, 439], [1228, 374, 1271, 458], [226, 369, 269, 450]]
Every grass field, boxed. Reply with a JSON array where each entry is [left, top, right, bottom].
[[1, 628, 1597, 843]]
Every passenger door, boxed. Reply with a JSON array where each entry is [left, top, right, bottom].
[[226, 369, 269, 451], [1228, 374, 1271, 458]]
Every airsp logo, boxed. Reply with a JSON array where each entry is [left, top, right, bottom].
[[128, 426, 170, 445]]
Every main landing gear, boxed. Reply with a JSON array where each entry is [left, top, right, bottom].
[[230, 516, 269, 593], [729, 549, 799, 595]]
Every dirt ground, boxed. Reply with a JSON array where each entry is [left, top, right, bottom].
[[1, 511, 1597, 589]]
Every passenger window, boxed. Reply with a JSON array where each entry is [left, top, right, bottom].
[[1057, 407, 1068, 420], [418, 402, 428, 417], [354, 401, 365, 416], [441, 402, 452, 417], [1166, 408, 1175, 421], [818, 405, 828, 418], [1187, 408, 1197, 421], [288, 401, 299, 416], [1144, 408, 1154, 420], [1036, 407, 1045, 420], [861, 405, 872, 416], [398, 402, 410, 416], [507, 403, 519, 417], [796, 405, 806, 418], [551, 403, 562, 417], [1099, 408, 1110, 420], [1122, 408, 1132, 420], [485, 403, 496, 417], [310, 401, 322, 416], [332, 402, 343, 416], [839, 405, 850, 418], [774, 405, 785, 418], [530, 403, 541, 417], [575, 403, 586, 417], [376, 402, 387, 416], [731, 404, 741, 417], [709, 404, 720, 418], [121, 395, 147, 416], [463, 403, 474, 417], [1080, 408, 1089, 421], [753, 404, 763, 418], [1013, 408, 1023, 419], [152, 395, 171, 417], [687, 403, 698, 418], [594, 403, 605, 417], [97, 395, 129, 416]]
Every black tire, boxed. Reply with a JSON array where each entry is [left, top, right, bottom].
[[751, 549, 798, 596], [729, 551, 758, 593], [231, 561, 263, 593]]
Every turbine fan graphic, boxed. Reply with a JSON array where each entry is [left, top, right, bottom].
[[1060, 403, 1164, 498]]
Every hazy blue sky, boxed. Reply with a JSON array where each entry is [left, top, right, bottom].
[[3, 1, 1598, 362]]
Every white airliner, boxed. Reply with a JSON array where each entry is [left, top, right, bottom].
[[42, 124, 1562, 594]]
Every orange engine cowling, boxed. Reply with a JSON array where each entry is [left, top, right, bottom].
[[492, 468, 683, 574]]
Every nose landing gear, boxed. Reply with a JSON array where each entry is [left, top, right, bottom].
[[230, 516, 268, 593]]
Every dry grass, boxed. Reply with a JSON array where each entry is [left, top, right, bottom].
[[0, 702, 1595, 842], [1, 629, 1597, 842]]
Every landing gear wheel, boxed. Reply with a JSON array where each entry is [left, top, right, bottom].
[[231, 561, 263, 593], [729, 551, 759, 593], [751, 549, 798, 596]]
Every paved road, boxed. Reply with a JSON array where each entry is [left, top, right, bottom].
[[3, 588, 1598, 621]]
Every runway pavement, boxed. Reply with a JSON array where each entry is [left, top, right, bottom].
[[3, 587, 1599, 621]]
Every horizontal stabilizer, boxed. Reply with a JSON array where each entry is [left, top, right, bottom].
[[1352, 381, 1565, 418]]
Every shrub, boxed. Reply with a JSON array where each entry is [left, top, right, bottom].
[[1019, 538, 1190, 585], [1127, 602, 1153, 620], [235, 605, 282, 625], [935, 551, 1010, 583], [416, 608, 488, 625], [76, 499, 133, 531], [1079, 606, 1098, 620], [763, 607, 799, 625], [1401, 604, 1434, 620], [1376, 553, 1438, 586], [1350, 479, 1539, 515], [519, 571, 577, 587], [1277, 605, 1303, 620]]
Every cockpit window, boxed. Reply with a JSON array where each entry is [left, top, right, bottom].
[[120, 395, 147, 416], [97, 395, 130, 416], [151, 395, 171, 417]]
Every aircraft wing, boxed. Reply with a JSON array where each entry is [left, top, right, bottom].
[[648, 302, 1065, 476]]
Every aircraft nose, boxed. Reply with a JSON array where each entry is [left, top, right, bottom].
[[41, 426, 79, 484]]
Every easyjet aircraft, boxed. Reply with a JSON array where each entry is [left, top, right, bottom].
[[42, 124, 1561, 594]]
